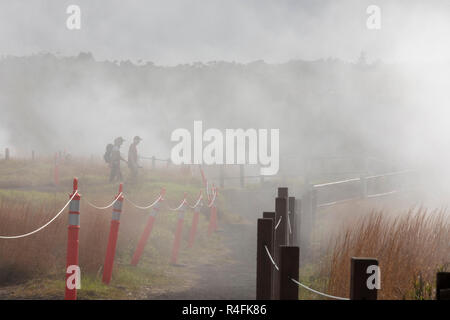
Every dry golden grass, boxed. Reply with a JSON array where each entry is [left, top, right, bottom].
[[323, 208, 450, 299], [0, 196, 111, 285]]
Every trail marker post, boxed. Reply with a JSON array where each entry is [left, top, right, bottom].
[[188, 191, 202, 248], [256, 218, 274, 300], [170, 212, 185, 265], [130, 194, 164, 266], [279, 246, 299, 300], [188, 209, 200, 248], [65, 178, 81, 300], [207, 187, 218, 235], [170, 193, 186, 265], [102, 183, 124, 284], [4, 148, 9, 160]]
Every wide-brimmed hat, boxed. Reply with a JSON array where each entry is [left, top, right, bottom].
[[114, 137, 125, 144], [133, 136, 142, 141]]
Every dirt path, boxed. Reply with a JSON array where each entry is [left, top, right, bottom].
[[148, 220, 257, 300]]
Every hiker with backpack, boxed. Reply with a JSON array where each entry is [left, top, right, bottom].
[[105, 137, 127, 182]]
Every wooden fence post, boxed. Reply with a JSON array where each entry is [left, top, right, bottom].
[[294, 199, 301, 247], [300, 189, 312, 263], [263, 211, 276, 299], [151, 156, 155, 170], [240, 164, 244, 188], [360, 174, 367, 198], [279, 245, 299, 300], [288, 197, 296, 246], [32, 150, 35, 161], [263, 212, 276, 249], [5, 148, 9, 160], [278, 187, 288, 199], [436, 272, 450, 300], [256, 218, 274, 300], [274, 196, 288, 299], [350, 257, 379, 300]]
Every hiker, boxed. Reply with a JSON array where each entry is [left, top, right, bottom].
[[128, 136, 142, 181], [108, 137, 127, 182]]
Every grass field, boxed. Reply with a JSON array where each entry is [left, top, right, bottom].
[[0, 156, 229, 299], [297, 197, 450, 300]]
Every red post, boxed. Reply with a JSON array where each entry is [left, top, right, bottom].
[[207, 186, 218, 235], [170, 193, 186, 265], [208, 206, 218, 236], [188, 211, 200, 248], [170, 215, 184, 264], [54, 152, 59, 186], [65, 178, 80, 300], [187, 191, 202, 248], [102, 183, 124, 284], [130, 190, 165, 266]]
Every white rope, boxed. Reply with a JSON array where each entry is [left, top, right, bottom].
[[367, 190, 399, 198], [0, 191, 79, 239], [287, 212, 292, 234], [168, 198, 187, 211], [207, 189, 217, 208], [264, 245, 279, 271], [189, 193, 203, 209], [124, 194, 162, 210], [275, 216, 282, 230], [290, 278, 349, 300], [85, 192, 123, 210], [314, 177, 360, 188], [264, 244, 348, 300]]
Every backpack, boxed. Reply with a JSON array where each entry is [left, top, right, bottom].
[[104, 144, 114, 163]]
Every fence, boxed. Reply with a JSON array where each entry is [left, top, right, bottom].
[[139, 155, 171, 169], [256, 186, 449, 300], [204, 154, 407, 189], [299, 169, 415, 258], [0, 170, 219, 300]]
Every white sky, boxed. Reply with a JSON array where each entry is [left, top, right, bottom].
[[1, 0, 450, 65]]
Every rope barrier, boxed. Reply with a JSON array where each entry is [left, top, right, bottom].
[[264, 244, 348, 300], [188, 192, 203, 209], [314, 177, 360, 188], [275, 216, 282, 230], [168, 198, 187, 211], [85, 192, 123, 210], [207, 189, 217, 208], [124, 194, 162, 210], [264, 245, 279, 271], [290, 278, 349, 300], [0, 191, 78, 239], [287, 212, 292, 234], [139, 156, 170, 162]]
